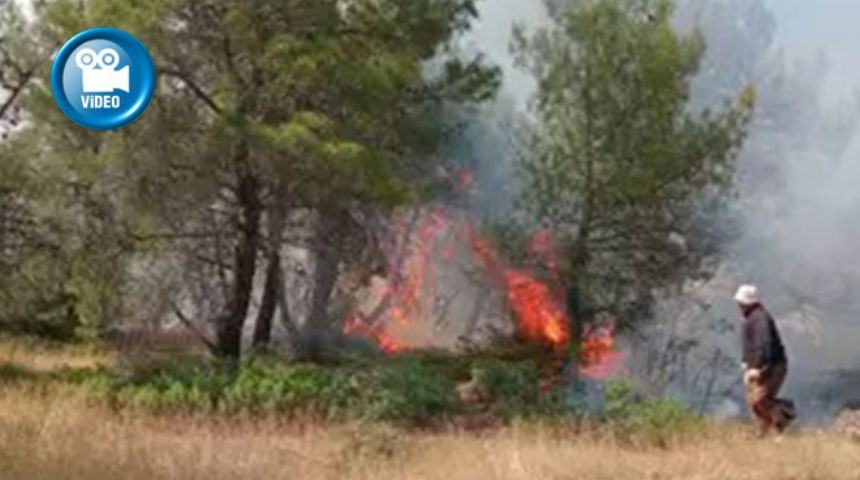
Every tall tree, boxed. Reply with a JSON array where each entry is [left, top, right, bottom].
[[20, 0, 499, 359], [513, 0, 752, 355], [0, 0, 94, 340]]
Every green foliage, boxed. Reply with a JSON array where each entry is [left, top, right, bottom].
[[476, 360, 574, 419], [0, 63, 128, 342], [362, 356, 458, 424], [478, 360, 540, 416], [605, 378, 704, 446], [0, 342, 706, 433], [49, 356, 454, 424], [42, 354, 584, 426], [0, 363, 36, 383], [52, 365, 113, 387], [0, 0, 501, 352], [222, 358, 353, 417], [0, 136, 78, 340], [1, 292, 79, 342], [1, 0, 499, 357]]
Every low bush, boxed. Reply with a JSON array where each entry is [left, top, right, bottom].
[[0, 362, 36, 383], [5, 345, 703, 433], [48, 354, 462, 425], [473, 360, 571, 419], [605, 379, 705, 446], [52, 365, 114, 390], [362, 355, 458, 424], [222, 358, 354, 417]]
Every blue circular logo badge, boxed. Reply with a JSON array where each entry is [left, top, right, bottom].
[[51, 27, 156, 130]]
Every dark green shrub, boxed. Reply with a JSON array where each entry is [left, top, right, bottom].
[[605, 379, 704, 446], [0, 362, 36, 383], [476, 360, 541, 418], [36, 352, 602, 427], [363, 356, 458, 425], [53, 365, 115, 392], [469, 360, 574, 419], [222, 359, 353, 417]]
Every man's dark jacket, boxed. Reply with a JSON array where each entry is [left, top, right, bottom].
[[742, 304, 787, 369]]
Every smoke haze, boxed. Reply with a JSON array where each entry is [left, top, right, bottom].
[[463, 0, 860, 417]]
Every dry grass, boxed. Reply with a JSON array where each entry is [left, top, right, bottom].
[[0, 386, 857, 480], [0, 338, 858, 480], [0, 386, 341, 480]]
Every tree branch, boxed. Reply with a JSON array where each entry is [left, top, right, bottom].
[[0, 63, 36, 123], [160, 67, 223, 114], [170, 300, 218, 354]]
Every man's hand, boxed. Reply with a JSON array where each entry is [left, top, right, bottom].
[[744, 368, 763, 385]]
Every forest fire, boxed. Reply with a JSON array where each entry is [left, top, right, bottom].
[[580, 327, 625, 380], [342, 207, 623, 379], [504, 269, 569, 347], [342, 315, 406, 354]]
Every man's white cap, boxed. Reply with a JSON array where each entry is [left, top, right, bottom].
[[734, 284, 760, 306]]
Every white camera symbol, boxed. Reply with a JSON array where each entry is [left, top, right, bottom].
[[75, 48, 130, 93]]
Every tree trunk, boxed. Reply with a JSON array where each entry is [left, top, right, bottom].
[[299, 217, 341, 360], [276, 272, 299, 350], [252, 249, 281, 349], [565, 275, 585, 357], [564, 248, 588, 391], [215, 166, 262, 360], [253, 205, 287, 349], [567, 224, 592, 361], [570, 41, 596, 361]]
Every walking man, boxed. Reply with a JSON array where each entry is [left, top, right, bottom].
[[734, 284, 796, 436]]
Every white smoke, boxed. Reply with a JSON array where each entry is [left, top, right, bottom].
[[460, 0, 860, 418], [678, 0, 860, 417]]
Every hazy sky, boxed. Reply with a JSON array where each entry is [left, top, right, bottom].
[[468, 1, 860, 105], [766, 0, 860, 102]]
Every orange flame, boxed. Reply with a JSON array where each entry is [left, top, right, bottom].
[[579, 326, 625, 380], [343, 315, 407, 354], [341, 207, 448, 352], [470, 226, 569, 348], [341, 205, 624, 380], [504, 269, 569, 347]]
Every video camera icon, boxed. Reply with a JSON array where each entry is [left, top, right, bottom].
[[53, 27, 155, 130], [75, 47, 129, 93]]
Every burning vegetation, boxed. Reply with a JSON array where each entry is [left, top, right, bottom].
[[342, 205, 623, 382]]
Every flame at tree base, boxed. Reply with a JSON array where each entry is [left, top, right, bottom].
[[341, 207, 624, 381], [580, 326, 625, 380], [342, 315, 407, 354], [504, 269, 569, 348]]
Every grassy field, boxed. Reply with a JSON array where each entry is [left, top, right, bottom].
[[1, 338, 858, 480]]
